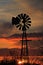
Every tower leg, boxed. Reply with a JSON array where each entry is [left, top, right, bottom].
[[20, 31, 29, 61], [21, 32, 24, 58]]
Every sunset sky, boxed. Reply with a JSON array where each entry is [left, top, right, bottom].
[[0, 0, 43, 49], [0, 0, 43, 37]]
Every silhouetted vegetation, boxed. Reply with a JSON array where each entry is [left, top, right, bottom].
[[0, 59, 18, 65], [0, 59, 40, 65], [23, 63, 40, 65]]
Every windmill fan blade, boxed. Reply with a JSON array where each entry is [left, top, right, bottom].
[[16, 24, 20, 28], [28, 21, 31, 23], [21, 14, 24, 18], [25, 25, 29, 29], [19, 26, 21, 30], [18, 15, 21, 19], [24, 14, 27, 18], [27, 24, 31, 26], [26, 21, 31, 24], [16, 17, 20, 23], [26, 18, 31, 21], [25, 15, 29, 19]]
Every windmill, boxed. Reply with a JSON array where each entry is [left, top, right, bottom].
[[12, 13, 31, 61]]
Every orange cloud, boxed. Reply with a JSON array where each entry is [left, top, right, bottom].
[[0, 37, 43, 49]]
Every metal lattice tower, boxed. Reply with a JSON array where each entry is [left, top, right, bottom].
[[12, 13, 31, 60]]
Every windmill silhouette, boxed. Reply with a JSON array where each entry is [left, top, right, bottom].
[[12, 13, 31, 60]]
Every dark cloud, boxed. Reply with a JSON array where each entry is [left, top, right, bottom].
[[0, 0, 43, 37], [0, 0, 12, 5], [27, 0, 43, 11], [2, 22, 12, 29], [0, 21, 13, 37], [37, 25, 43, 32], [31, 25, 43, 33]]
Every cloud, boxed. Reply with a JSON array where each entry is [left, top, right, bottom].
[[25, 0, 43, 11], [0, 21, 13, 37], [0, 0, 12, 5], [0, 20, 22, 37], [28, 25, 43, 33], [0, 0, 43, 37]]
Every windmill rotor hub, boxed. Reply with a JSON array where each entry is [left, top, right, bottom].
[[20, 19, 24, 26], [22, 20, 25, 23], [21, 19, 23, 22], [20, 18, 26, 23]]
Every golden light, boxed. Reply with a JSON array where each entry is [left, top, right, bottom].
[[18, 59, 28, 64], [18, 61, 22, 64]]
